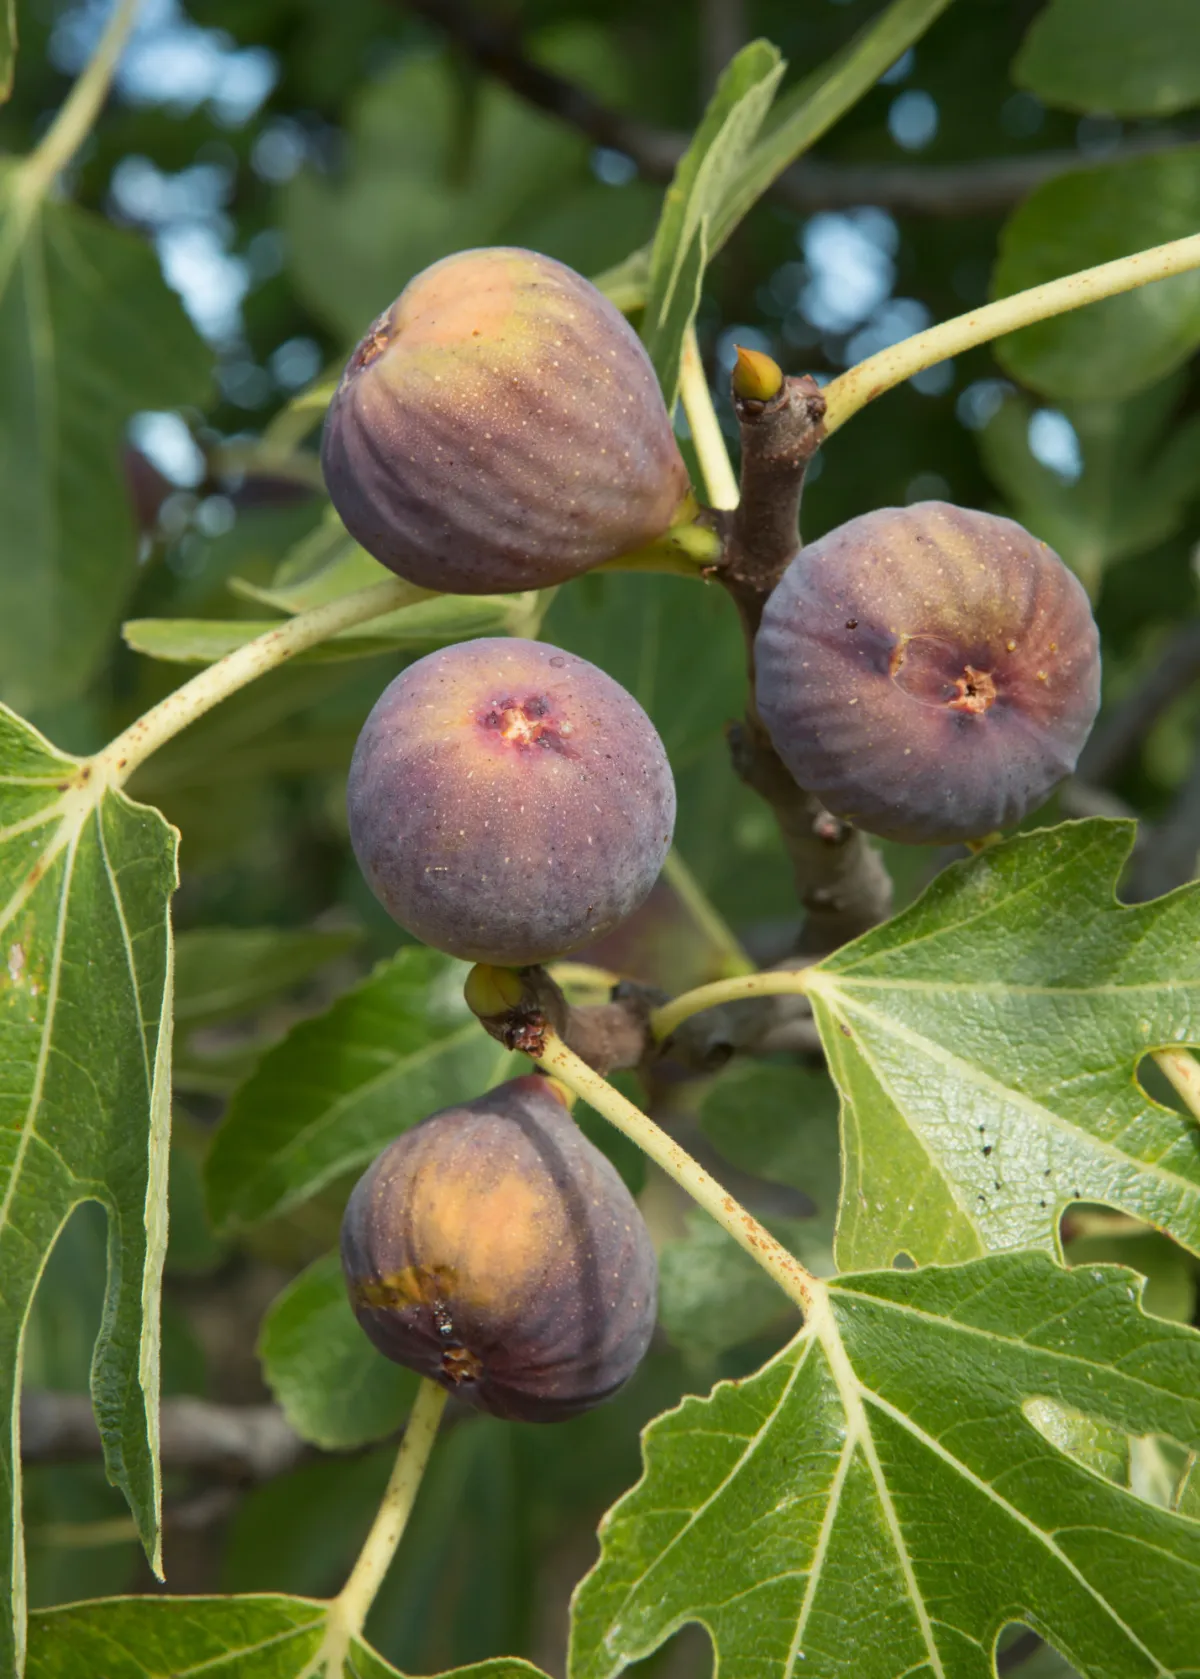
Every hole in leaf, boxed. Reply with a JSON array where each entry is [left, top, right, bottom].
[[1023, 1397, 1193, 1508], [623, 1621, 713, 1677], [995, 1623, 1081, 1676], [891, 1250, 916, 1269], [1134, 1047, 1200, 1119], [1058, 1207, 1196, 1327]]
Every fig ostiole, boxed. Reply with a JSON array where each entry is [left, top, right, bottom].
[[347, 636, 676, 967], [754, 501, 1101, 844]]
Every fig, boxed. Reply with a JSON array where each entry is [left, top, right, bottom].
[[347, 636, 676, 966], [341, 1076, 658, 1422], [321, 247, 691, 594], [754, 502, 1101, 844]]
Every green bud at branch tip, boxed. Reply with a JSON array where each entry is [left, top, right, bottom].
[[732, 345, 784, 403]]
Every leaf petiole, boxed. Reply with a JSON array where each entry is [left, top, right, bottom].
[[823, 229, 1200, 434], [649, 967, 810, 1043], [16, 0, 140, 208], [302, 1378, 447, 1678], [536, 1030, 819, 1314], [94, 577, 413, 786], [678, 327, 740, 510]]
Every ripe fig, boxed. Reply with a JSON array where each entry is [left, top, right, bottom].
[[341, 1076, 658, 1422], [347, 636, 676, 966], [321, 247, 691, 594], [754, 502, 1101, 844]]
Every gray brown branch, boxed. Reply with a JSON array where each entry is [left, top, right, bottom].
[[715, 370, 894, 954], [404, 0, 1196, 218], [21, 1391, 310, 1482]]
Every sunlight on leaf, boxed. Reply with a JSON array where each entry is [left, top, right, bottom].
[[805, 821, 1200, 1271], [571, 1253, 1200, 1678], [0, 708, 176, 1673], [26, 1594, 550, 1678]]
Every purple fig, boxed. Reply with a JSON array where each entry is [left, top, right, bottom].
[[347, 636, 676, 965], [755, 502, 1101, 844], [341, 1076, 658, 1422], [321, 247, 691, 594]]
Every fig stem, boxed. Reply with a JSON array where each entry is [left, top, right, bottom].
[[1155, 1049, 1200, 1126], [14, 0, 141, 211], [537, 1030, 820, 1315], [94, 577, 415, 786], [823, 229, 1200, 436], [679, 328, 740, 511], [322, 1379, 447, 1660], [649, 968, 811, 1044]]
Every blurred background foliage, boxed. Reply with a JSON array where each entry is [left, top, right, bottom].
[[4, 1, 1200, 1674]]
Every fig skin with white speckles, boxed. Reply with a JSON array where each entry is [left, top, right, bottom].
[[754, 502, 1101, 844], [341, 1076, 658, 1423], [347, 637, 676, 965], [321, 247, 691, 593]]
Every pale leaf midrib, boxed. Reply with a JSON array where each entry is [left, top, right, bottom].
[[830, 1280, 1200, 1417], [860, 1383, 1173, 1671], [602, 1335, 817, 1639], [815, 991, 982, 1243], [0, 817, 78, 1236], [814, 1295, 946, 1679]]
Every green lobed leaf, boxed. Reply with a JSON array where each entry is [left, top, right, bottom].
[[991, 149, 1200, 402], [26, 1594, 549, 1677], [204, 947, 507, 1235], [174, 926, 360, 1029], [641, 42, 784, 405], [259, 1251, 417, 1450], [570, 1252, 1200, 1679], [802, 820, 1200, 1271], [0, 166, 212, 712], [1014, 0, 1200, 118], [0, 707, 177, 1673], [976, 378, 1200, 596]]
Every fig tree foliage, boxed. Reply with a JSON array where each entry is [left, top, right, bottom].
[[2, 2, 1199, 1678]]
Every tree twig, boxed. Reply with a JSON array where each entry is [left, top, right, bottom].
[[822, 229, 1200, 435], [401, 0, 1197, 218], [21, 1392, 310, 1482], [714, 362, 895, 953]]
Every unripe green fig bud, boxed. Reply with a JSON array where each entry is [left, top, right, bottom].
[[321, 247, 691, 594], [341, 1076, 658, 1422]]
